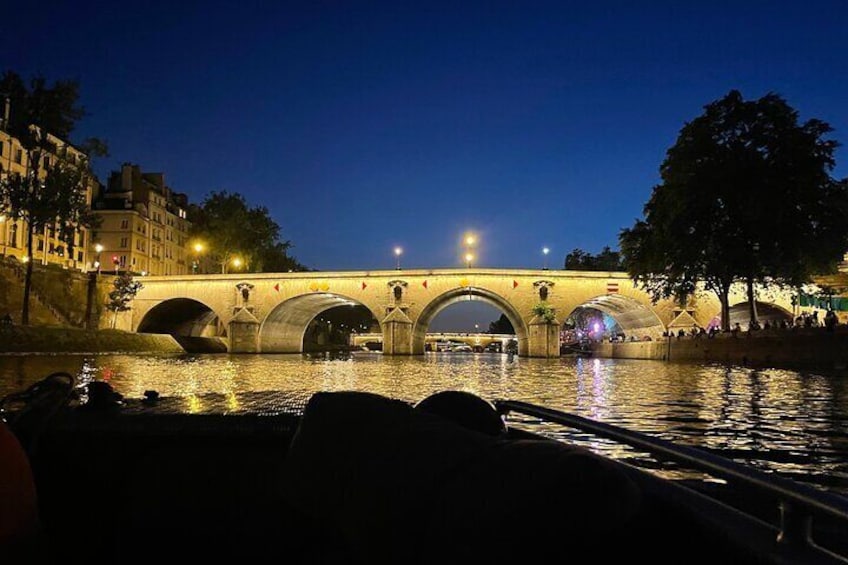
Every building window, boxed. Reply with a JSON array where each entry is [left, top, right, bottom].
[[120, 237, 128, 248], [10, 224, 17, 247], [14, 148, 23, 164], [37, 239, 44, 251], [0, 141, 4, 156], [77, 251, 83, 262], [120, 255, 127, 266], [44, 156, 51, 168], [120, 219, 129, 229]]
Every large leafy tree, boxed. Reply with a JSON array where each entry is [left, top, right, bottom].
[[564, 246, 624, 271], [621, 90, 848, 330], [0, 71, 107, 325], [190, 190, 306, 273]]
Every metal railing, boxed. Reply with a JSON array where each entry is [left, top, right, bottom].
[[496, 399, 848, 562]]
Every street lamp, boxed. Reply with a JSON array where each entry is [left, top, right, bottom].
[[232, 257, 242, 271], [394, 246, 402, 270], [192, 242, 204, 274], [463, 231, 477, 268], [543, 247, 550, 270], [94, 243, 104, 274], [0, 214, 6, 257]]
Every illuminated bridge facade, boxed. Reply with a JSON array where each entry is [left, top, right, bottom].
[[126, 269, 795, 357]]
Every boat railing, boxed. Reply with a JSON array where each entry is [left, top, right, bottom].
[[496, 399, 848, 564]]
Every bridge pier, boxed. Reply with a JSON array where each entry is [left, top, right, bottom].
[[228, 308, 259, 353], [528, 317, 561, 358], [382, 307, 413, 355]]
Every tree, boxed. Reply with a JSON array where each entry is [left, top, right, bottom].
[[105, 272, 143, 329], [564, 246, 624, 270], [189, 191, 306, 273], [487, 313, 515, 334], [0, 71, 107, 325], [621, 90, 848, 330]]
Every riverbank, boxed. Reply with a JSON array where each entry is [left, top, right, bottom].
[[593, 329, 848, 372], [0, 325, 186, 354]]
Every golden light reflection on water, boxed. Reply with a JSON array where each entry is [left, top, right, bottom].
[[1, 352, 847, 493]]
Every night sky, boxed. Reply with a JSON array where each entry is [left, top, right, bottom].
[[5, 1, 848, 329]]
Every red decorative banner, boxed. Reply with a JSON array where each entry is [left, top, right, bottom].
[[607, 282, 619, 294], [274, 283, 280, 292], [422, 280, 428, 289], [361, 282, 367, 290], [513, 280, 519, 289]]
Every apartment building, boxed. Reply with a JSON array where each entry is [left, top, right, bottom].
[[91, 163, 191, 275], [0, 128, 94, 271]]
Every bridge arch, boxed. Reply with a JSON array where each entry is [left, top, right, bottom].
[[136, 298, 224, 337], [565, 294, 666, 340], [260, 292, 382, 353], [413, 287, 529, 356]]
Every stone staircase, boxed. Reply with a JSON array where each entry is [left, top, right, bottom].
[[0, 258, 77, 327]]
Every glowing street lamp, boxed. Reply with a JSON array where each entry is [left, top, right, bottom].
[[231, 257, 243, 271], [94, 243, 104, 274], [192, 242, 204, 274], [0, 214, 7, 257], [542, 247, 550, 270], [394, 246, 402, 270], [463, 231, 478, 268]]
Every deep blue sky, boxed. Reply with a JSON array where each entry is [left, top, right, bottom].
[[5, 1, 848, 329]]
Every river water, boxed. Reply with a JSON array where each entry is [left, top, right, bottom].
[[1, 352, 847, 495]]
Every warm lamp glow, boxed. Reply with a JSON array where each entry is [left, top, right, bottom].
[[232, 257, 242, 268], [94, 243, 104, 253], [394, 247, 402, 256], [194, 243, 204, 253]]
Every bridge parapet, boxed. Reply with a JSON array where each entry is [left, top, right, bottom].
[[131, 269, 797, 357]]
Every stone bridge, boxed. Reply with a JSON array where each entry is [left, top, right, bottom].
[[126, 269, 796, 357]]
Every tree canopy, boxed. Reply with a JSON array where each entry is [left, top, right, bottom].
[[189, 190, 307, 273], [106, 272, 143, 328], [564, 246, 624, 271], [620, 90, 848, 329], [0, 70, 106, 324], [487, 313, 515, 334]]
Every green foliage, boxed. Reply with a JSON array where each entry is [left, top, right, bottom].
[[532, 303, 557, 323], [106, 272, 143, 329], [0, 70, 106, 325], [106, 272, 143, 314], [620, 89, 848, 330], [0, 71, 85, 148], [564, 246, 624, 271], [190, 191, 307, 273]]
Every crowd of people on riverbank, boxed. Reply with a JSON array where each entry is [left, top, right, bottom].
[[657, 309, 843, 341]]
